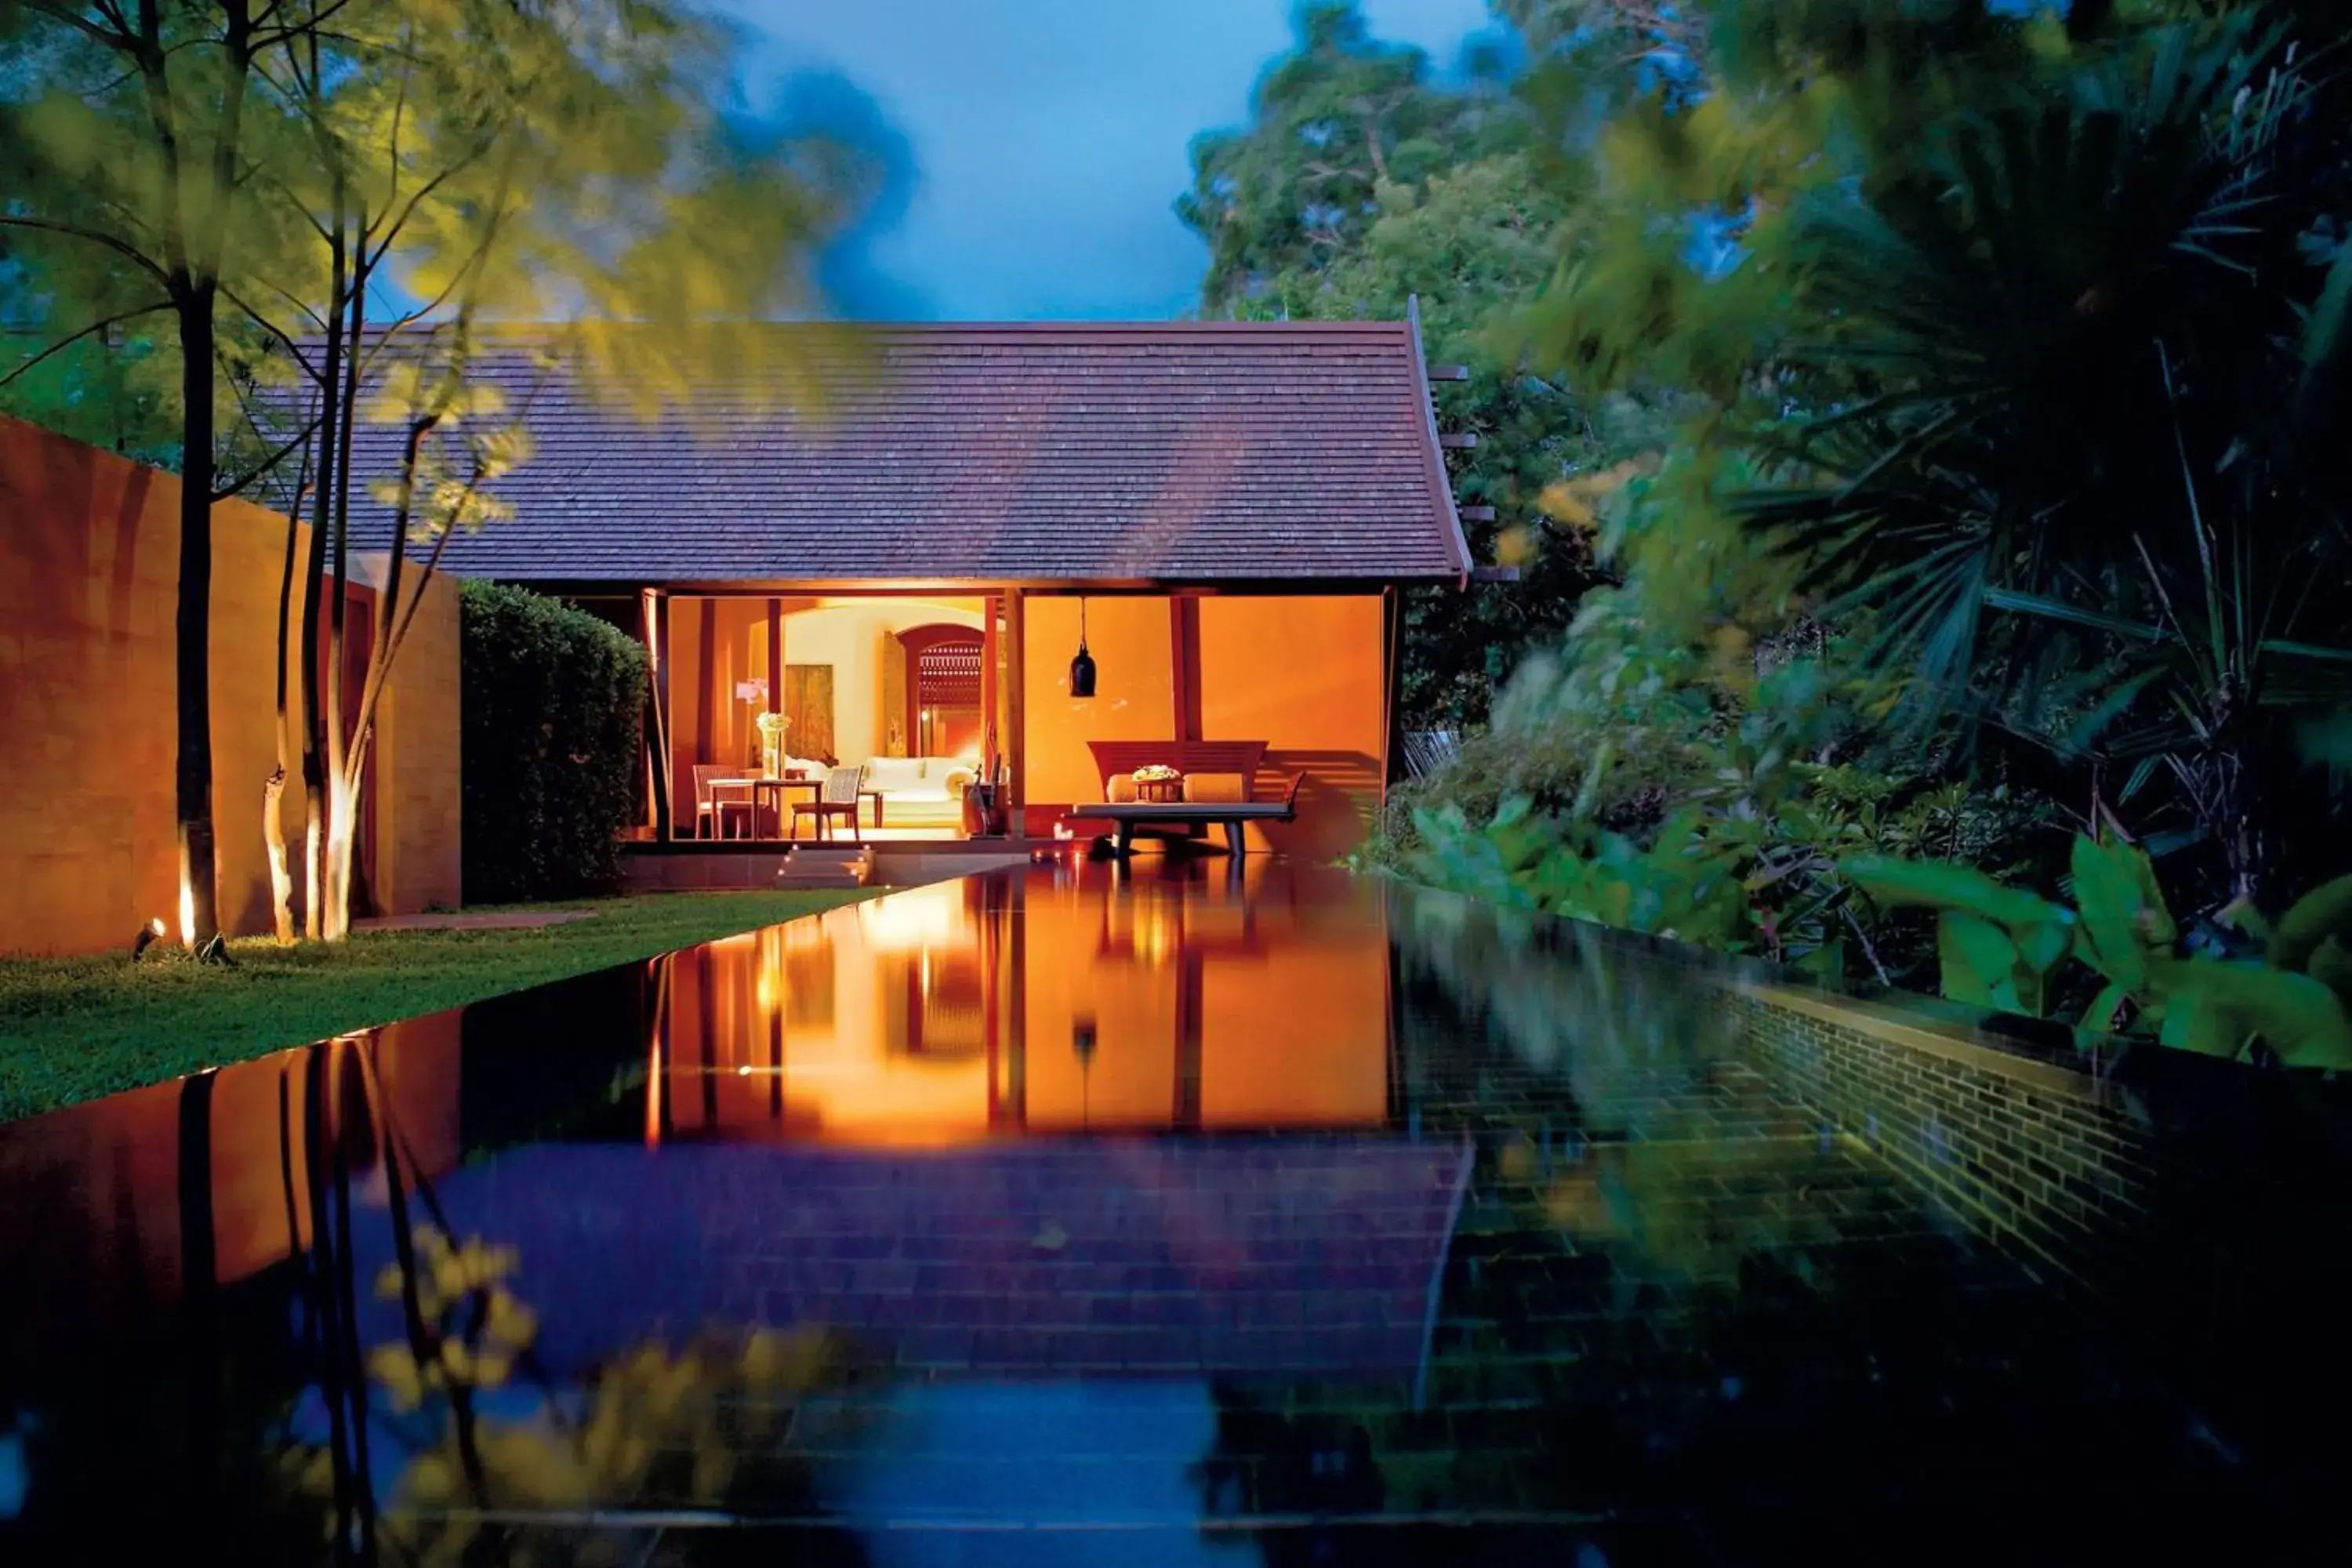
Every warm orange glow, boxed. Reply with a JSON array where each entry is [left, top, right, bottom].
[[856, 884, 960, 951], [652, 869, 1391, 1145], [1197, 596, 1386, 856], [148, 916, 166, 937], [4, 417, 459, 954], [176, 876, 196, 950]]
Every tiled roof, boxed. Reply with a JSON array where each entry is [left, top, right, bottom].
[[343, 321, 1470, 585]]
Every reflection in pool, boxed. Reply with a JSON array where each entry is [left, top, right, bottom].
[[0, 858, 2340, 1562]]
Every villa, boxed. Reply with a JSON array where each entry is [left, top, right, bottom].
[[363, 316, 1473, 879]]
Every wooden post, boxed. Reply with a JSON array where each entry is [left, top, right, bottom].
[[765, 597, 782, 715], [694, 597, 715, 768], [641, 588, 673, 840], [981, 592, 1000, 767], [1380, 585, 1402, 805], [1005, 588, 1027, 831], [1170, 594, 1202, 743]]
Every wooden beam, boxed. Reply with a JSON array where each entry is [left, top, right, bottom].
[[1458, 504, 1496, 523], [1428, 364, 1469, 382], [1439, 431, 1479, 449], [1472, 565, 1521, 583]]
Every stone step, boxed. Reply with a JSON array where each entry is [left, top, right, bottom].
[[775, 847, 873, 888]]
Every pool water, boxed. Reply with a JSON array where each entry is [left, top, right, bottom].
[[0, 861, 2338, 1563]]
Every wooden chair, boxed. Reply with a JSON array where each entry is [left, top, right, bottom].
[[691, 764, 753, 840], [793, 764, 866, 842]]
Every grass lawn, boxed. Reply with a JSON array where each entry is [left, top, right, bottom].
[[0, 888, 872, 1121]]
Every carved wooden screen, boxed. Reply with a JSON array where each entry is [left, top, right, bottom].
[[898, 624, 984, 757]]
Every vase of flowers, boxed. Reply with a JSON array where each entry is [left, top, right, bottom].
[[754, 711, 791, 777]]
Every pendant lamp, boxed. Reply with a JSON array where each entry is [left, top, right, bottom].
[[1069, 596, 1098, 698]]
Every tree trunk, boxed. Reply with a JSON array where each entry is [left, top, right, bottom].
[[176, 284, 220, 948], [322, 771, 358, 943], [263, 768, 294, 943], [319, 276, 368, 942], [301, 212, 350, 942]]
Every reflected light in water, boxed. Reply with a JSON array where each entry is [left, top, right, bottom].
[[856, 883, 962, 951]]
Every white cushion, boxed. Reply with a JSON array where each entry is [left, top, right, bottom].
[[860, 756, 982, 801]]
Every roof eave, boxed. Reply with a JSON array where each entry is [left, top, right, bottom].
[[1404, 294, 1476, 590], [475, 572, 1462, 597]]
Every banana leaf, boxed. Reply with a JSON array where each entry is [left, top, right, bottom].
[[2069, 833, 2176, 990], [2150, 959, 2352, 1069], [2268, 873, 2352, 977]]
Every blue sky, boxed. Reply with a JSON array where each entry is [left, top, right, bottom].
[[720, 0, 1497, 321]]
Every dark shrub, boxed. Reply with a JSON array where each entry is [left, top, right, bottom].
[[460, 580, 645, 903]]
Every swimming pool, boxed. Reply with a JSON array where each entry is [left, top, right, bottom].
[[1, 859, 2344, 1562]]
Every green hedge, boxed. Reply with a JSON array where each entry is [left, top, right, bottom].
[[460, 580, 646, 903]]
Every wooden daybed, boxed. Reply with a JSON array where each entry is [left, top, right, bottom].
[[1069, 740, 1306, 856]]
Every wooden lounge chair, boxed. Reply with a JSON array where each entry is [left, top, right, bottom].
[[1069, 740, 1305, 856]]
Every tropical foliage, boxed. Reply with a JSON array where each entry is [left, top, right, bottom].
[[1181, 3, 1643, 724], [1846, 840, 2352, 1068], [1306, 0, 2352, 1065]]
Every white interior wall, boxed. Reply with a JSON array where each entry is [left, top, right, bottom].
[[779, 599, 983, 763]]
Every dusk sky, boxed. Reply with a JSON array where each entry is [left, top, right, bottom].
[[720, 0, 1497, 321]]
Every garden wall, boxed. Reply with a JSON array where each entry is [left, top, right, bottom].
[[1730, 974, 2352, 1487], [0, 416, 460, 954], [1735, 985, 2151, 1290]]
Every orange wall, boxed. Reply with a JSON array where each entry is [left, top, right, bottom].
[[351, 554, 463, 918], [1020, 594, 1174, 807], [1197, 594, 1387, 858], [0, 416, 460, 953], [1018, 593, 1388, 857], [667, 595, 770, 816]]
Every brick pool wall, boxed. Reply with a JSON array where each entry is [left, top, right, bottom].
[[1732, 985, 2155, 1290], [1723, 971, 2352, 1475]]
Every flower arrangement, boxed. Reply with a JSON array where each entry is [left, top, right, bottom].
[[1132, 763, 1184, 802], [755, 711, 791, 776]]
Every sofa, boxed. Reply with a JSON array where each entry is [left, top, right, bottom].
[[860, 755, 980, 826]]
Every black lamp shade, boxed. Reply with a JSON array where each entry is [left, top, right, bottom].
[[1069, 644, 1097, 698]]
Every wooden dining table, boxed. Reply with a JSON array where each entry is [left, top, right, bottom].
[[706, 775, 886, 837]]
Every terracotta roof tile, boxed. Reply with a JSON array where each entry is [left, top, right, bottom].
[[344, 321, 1470, 585]]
